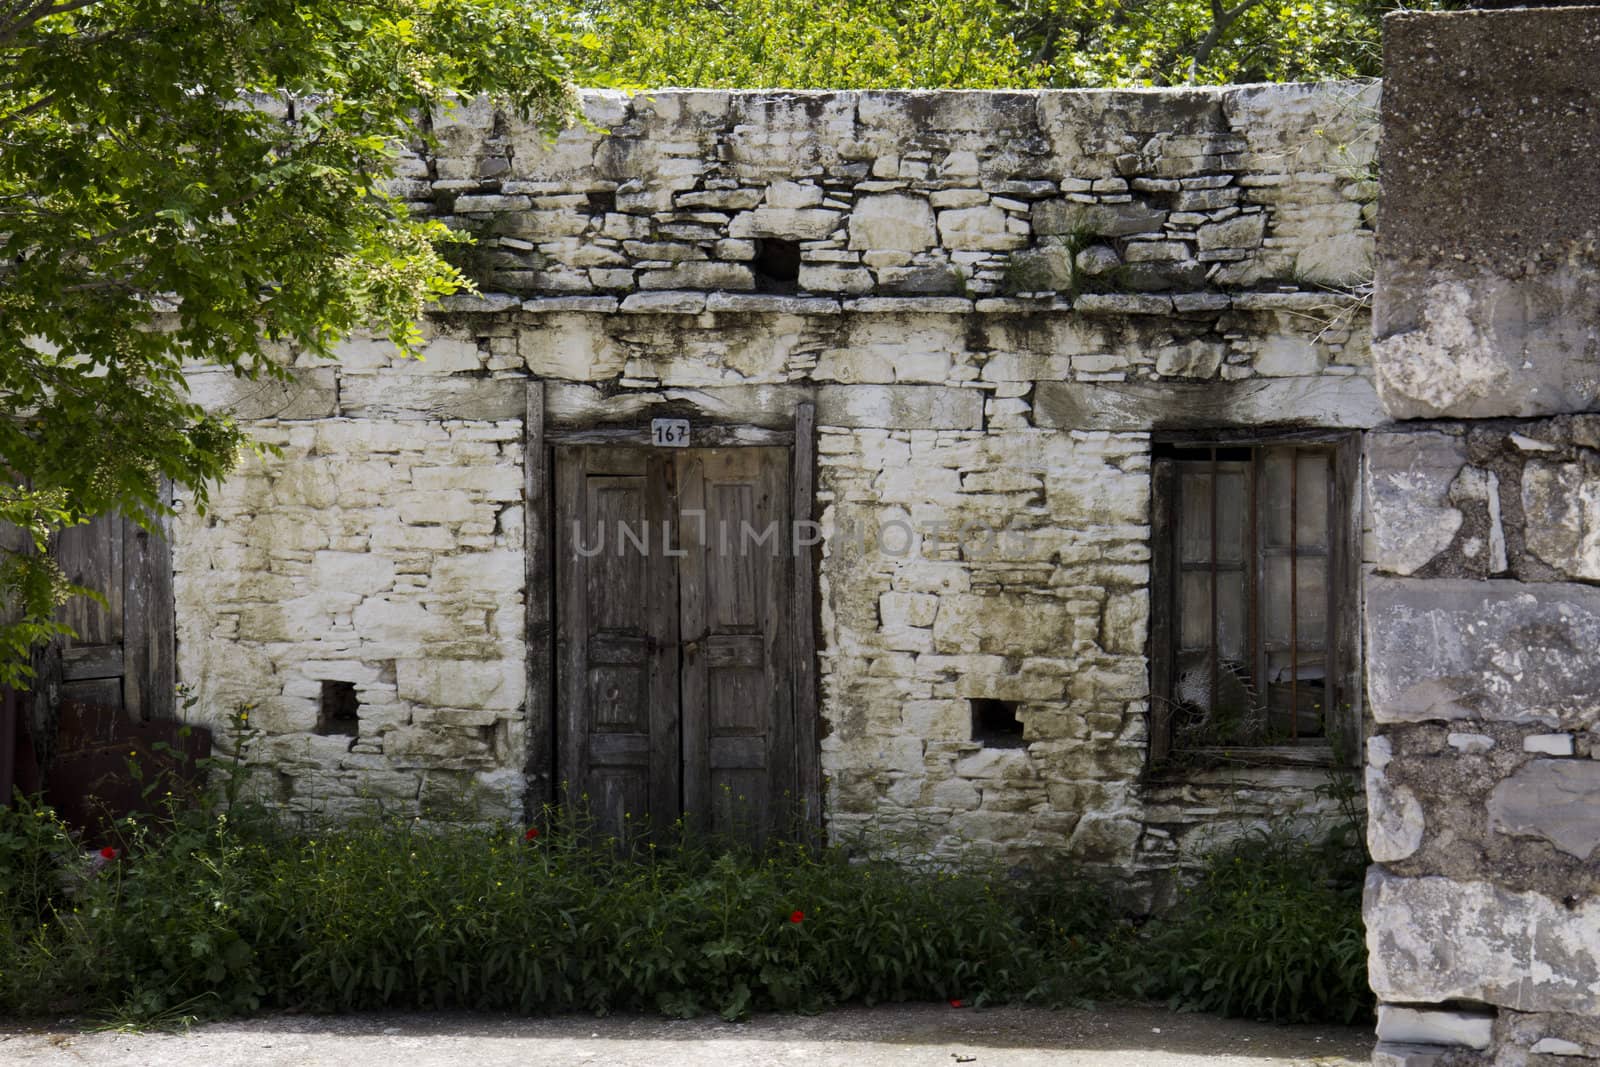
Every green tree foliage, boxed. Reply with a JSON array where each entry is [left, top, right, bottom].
[[0, 0, 573, 685], [556, 0, 1050, 89], [551, 0, 1465, 89]]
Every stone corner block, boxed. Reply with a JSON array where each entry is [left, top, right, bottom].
[[1364, 577, 1600, 728], [1365, 869, 1600, 1016], [1364, 429, 1469, 577]]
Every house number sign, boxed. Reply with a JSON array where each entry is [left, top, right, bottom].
[[651, 418, 691, 447]]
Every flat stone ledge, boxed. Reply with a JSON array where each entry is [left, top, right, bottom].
[[1232, 291, 1362, 312], [521, 296, 620, 314], [423, 290, 1374, 321], [187, 367, 338, 421], [1034, 375, 1385, 432], [973, 297, 1059, 314], [1172, 293, 1232, 313], [841, 296, 975, 314], [338, 375, 526, 421], [437, 292, 522, 314], [619, 291, 707, 314], [1073, 293, 1174, 315], [815, 384, 984, 430], [704, 293, 843, 314]]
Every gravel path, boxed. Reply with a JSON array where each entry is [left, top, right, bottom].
[[1, 1002, 1373, 1066]]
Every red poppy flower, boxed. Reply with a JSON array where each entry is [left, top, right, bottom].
[[949, 998, 964, 1009], [789, 910, 804, 924], [99, 846, 117, 860], [524, 826, 540, 841]]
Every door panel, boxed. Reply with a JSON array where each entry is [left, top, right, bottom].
[[554, 444, 796, 848], [56, 519, 123, 649], [50, 510, 173, 720], [678, 448, 792, 847], [556, 448, 679, 839]]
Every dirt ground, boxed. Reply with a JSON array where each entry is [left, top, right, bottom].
[[1, 1002, 1373, 1066]]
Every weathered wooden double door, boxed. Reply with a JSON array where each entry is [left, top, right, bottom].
[[556, 446, 795, 846]]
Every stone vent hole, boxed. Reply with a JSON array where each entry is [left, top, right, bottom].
[[971, 699, 1025, 748], [318, 680, 360, 738], [752, 238, 801, 290]]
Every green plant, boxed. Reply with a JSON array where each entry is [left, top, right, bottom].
[[0, 775, 1373, 1028], [1148, 825, 1370, 1024]]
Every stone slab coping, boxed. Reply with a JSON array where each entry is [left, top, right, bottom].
[[449, 290, 1369, 317]]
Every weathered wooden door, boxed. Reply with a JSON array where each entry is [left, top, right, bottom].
[[50, 511, 174, 720], [555, 446, 794, 846], [2, 508, 183, 820]]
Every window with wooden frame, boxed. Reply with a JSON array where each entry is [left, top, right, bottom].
[[1149, 433, 1359, 764]]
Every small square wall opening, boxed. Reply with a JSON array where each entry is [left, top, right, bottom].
[[317, 681, 360, 737], [971, 699, 1025, 748], [752, 238, 801, 290]]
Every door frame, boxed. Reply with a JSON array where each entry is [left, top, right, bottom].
[[523, 383, 820, 834]]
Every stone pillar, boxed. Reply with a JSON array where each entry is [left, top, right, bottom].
[[1366, 7, 1600, 1065]]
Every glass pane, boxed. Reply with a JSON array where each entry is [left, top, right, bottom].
[[1262, 447, 1332, 549], [1179, 570, 1210, 651], [1178, 570, 1246, 660], [1216, 465, 1248, 564], [1262, 449, 1291, 548], [1217, 570, 1246, 661], [1263, 555, 1328, 649], [1296, 451, 1330, 550], [1179, 471, 1211, 565], [1179, 463, 1248, 565]]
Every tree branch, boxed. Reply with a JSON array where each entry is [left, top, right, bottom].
[[0, 0, 104, 48], [1188, 0, 1266, 83]]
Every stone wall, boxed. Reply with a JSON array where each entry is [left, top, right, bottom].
[[1365, 8, 1600, 1065], [172, 83, 1379, 899]]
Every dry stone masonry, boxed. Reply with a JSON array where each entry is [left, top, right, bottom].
[[173, 82, 1379, 904], [1366, 8, 1600, 1065]]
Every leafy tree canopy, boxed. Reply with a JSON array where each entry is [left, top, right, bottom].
[[0, 0, 572, 684], [548, 0, 1464, 89]]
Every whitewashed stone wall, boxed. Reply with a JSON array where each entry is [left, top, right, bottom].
[[174, 390, 530, 820], [173, 84, 1379, 897]]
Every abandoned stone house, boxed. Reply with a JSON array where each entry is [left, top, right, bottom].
[[135, 79, 1383, 894], [24, 6, 1600, 1060]]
